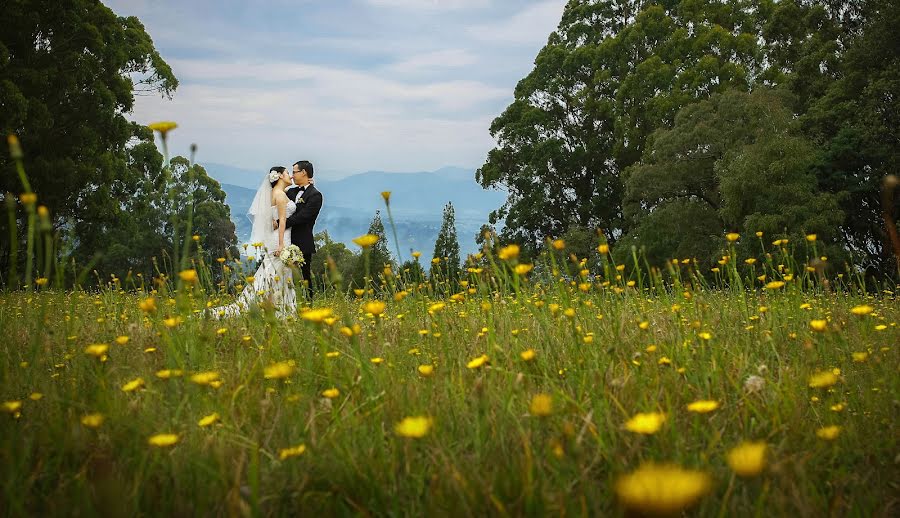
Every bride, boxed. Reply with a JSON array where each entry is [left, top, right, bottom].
[[211, 166, 297, 318]]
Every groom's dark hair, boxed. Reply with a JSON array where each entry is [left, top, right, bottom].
[[269, 166, 286, 187], [293, 160, 314, 179]]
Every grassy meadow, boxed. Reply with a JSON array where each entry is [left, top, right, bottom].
[[1, 237, 898, 517]]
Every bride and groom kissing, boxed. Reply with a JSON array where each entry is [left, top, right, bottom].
[[212, 161, 322, 318]]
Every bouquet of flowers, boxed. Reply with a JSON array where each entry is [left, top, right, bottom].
[[279, 244, 304, 266]]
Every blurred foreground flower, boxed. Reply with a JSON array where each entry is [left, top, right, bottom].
[[81, 413, 105, 429], [395, 416, 433, 438], [466, 354, 489, 369], [529, 394, 553, 417], [264, 361, 296, 380], [279, 444, 307, 460], [816, 425, 841, 440], [352, 234, 379, 248], [147, 121, 178, 136], [615, 463, 711, 516], [726, 441, 767, 477], [625, 412, 666, 435], [148, 433, 179, 447]]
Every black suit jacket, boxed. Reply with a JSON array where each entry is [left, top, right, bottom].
[[285, 184, 323, 259]]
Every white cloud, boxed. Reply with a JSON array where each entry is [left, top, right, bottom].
[[383, 49, 478, 73], [364, 0, 490, 10], [468, 0, 566, 46]]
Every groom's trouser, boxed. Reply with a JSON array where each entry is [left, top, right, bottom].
[[300, 254, 314, 299]]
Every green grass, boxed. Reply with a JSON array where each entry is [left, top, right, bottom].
[[1, 262, 897, 516]]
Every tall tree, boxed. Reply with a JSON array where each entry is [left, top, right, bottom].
[[801, 0, 900, 275], [0, 0, 176, 276], [620, 88, 844, 267], [478, 0, 765, 251], [350, 211, 393, 288], [432, 202, 461, 285]]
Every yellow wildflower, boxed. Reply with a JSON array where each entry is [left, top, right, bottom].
[[84, 343, 109, 358], [190, 371, 220, 386], [851, 351, 868, 362], [809, 319, 828, 332], [148, 433, 179, 447], [615, 463, 711, 515], [764, 281, 785, 290], [520, 349, 536, 361], [81, 413, 105, 429], [395, 416, 433, 438], [279, 444, 307, 460], [362, 300, 386, 316], [850, 305, 873, 316], [686, 400, 720, 414], [808, 370, 839, 389], [598, 244, 610, 254], [156, 369, 183, 379], [264, 361, 296, 380], [147, 121, 178, 135], [624, 412, 666, 435], [115, 335, 129, 345], [178, 269, 198, 284], [816, 425, 841, 440], [466, 354, 489, 369], [513, 263, 534, 275], [198, 413, 220, 427], [551, 239, 565, 250], [725, 232, 740, 242], [529, 394, 553, 417], [121, 377, 146, 392], [352, 234, 379, 248], [139, 297, 157, 313], [726, 441, 767, 477], [321, 388, 340, 399], [301, 307, 333, 323], [417, 364, 434, 377], [497, 244, 520, 260]]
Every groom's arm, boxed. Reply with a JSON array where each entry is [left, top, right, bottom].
[[284, 192, 323, 229]]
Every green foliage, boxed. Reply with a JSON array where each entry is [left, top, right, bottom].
[[620, 88, 843, 268], [311, 231, 356, 290], [349, 211, 393, 288], [0, 0, 177, 280], [431, 202, 461, 285], [478, 0, 765, 250]]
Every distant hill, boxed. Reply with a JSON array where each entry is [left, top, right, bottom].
[[213, 165, 506, 263]]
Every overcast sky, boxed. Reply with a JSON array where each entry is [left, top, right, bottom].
[[104, 0, 567, 178]]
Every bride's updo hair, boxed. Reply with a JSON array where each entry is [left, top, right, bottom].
[[269, 166, 286, 187]]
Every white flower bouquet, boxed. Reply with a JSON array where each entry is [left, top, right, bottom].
[[279, 244, 304, 266]]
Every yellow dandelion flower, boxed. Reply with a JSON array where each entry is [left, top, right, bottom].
[[20, 192, 37, 205], [370, 357, 384, 364], [551, 239, 565, 250], [147, 121, 178, 135], [35, 277, 49, 286], [178, 269, 198, 284], [301, 307, 333, 323], [830, 403, 845, 412], [850, 305, 873, 316], [2, 400, 23, 415], [353, 288, 365, 297], [81, 413, 104, 429], [514, 263, 534, 275], [279, 444, 307, 460], [264, 361, 296, 380], [156, 369, 183, 379], [29, 393, 42, 401], [417, 365, 434, 377], [148, 433, 179, 447], [395, 416, 433, 438], [686, 400, 720, 414], [115, 335, 129, 345], [808, 370, 839, 388], [190, 371, 220, 386], [352, 234, 379, 248], [121, 377, 146, 392], [658, 356, 671, 366], [809, 319, 828, 332], [615, 463, 711, 515], [466, 354, 489, 369], [725, 232, 740, 242], [529, 394, 553, 417], [816, 425, 841, 440], [726, 441, 767, 477], [321, 388, 340, 399], [84, 343, 109, 358], [851, 351, 868, 362], [624, 412, 666, 435], [198, 413, 220, 427], [139, 297, 157, 313], [805, 234, 817, 242], [381, 191, 391, 203], [764, 281, 785, 290], [598, 244, 610, 254], [362, 300, 386, 316], [518, 349, 537, 362], [497, 244, 520, 260], [428, 302, 446, 313]]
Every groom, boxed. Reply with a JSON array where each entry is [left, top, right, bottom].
[[284, 160, 323, 298]]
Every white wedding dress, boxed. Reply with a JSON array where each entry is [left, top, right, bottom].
[[211, 184, 298, 318]]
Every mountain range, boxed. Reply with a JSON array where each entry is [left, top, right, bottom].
[[202, 163, 507, 263]]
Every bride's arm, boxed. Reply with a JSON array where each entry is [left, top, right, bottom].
[[276, 197, 287, 253]]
